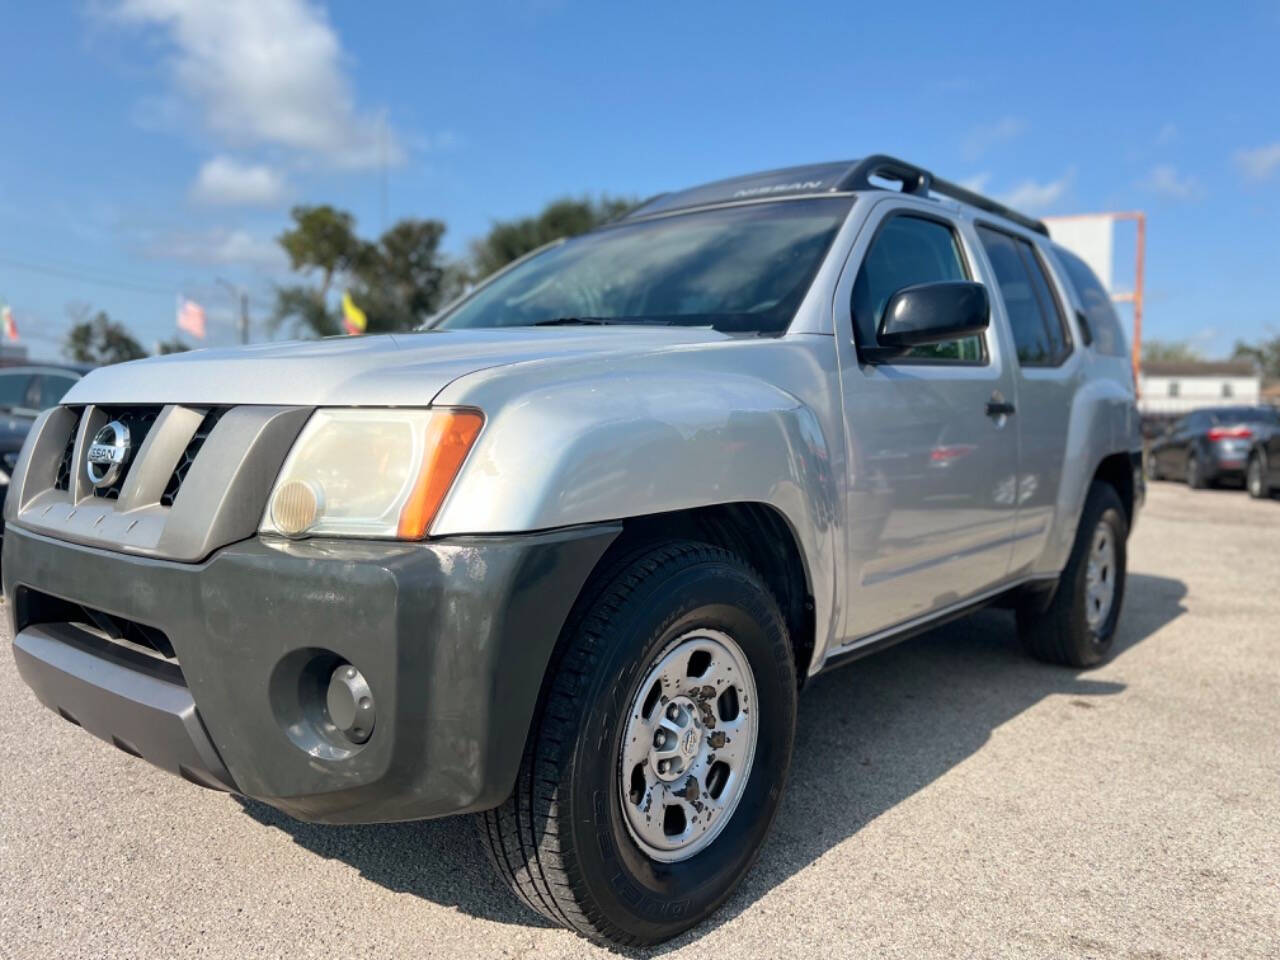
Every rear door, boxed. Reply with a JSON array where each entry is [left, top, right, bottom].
[[1154, 419, 1184, 476], [1176, 414, 1207, 475], [0, 371, 35, 413], [833, 198, 1020, 641], [972, 224, 1081, 574], [1267, 423, 1280, 486]]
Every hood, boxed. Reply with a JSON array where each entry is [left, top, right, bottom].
[[63, 327, 734, 408]]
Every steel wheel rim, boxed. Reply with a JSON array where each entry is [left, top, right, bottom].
[[618, 628, 758, 863], [1248, 459, 1262, 496], [1084, 521, 1116, 633]]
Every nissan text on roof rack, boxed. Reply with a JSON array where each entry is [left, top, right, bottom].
[[3, 155, 1142, 947]]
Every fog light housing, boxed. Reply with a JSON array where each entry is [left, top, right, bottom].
[[326, 663, 375, 744]]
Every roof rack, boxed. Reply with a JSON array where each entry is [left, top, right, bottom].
[[838, 154, 1049, 236]]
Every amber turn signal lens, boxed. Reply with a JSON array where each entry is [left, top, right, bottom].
[[396, 410, 485, 539]]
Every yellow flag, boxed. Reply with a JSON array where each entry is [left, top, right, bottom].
[[342, 290, 367, 335]]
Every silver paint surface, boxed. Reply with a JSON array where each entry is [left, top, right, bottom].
[[37, 191, 1139, 676]]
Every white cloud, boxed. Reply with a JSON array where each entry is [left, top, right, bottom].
[[998, 169, 1074, 213], [110, 0, 404, 169], [957, 172, 991, 193], [1234, 142, 1280, 181], [1141, 164, 1199, 199], [190, 155, 288, 206], [961, 117, 1024, 160], [146, 228, 287, 268]]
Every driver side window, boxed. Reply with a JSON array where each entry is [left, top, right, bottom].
[[852, 214, 984, 363]]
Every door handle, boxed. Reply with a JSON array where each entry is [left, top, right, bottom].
[[985, 399, 1016, 417]]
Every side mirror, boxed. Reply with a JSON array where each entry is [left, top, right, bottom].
[[862, 281, 989, 363]]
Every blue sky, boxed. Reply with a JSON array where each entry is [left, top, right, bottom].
[[1, 0, 1278, 357]]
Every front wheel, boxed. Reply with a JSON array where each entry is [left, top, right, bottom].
[[478, 541, 797, 947], [1247, 452, 1271, 499], [1018, 482, 1128, 668]]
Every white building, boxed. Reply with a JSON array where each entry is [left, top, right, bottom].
[[1139, 361, 1261, 414]]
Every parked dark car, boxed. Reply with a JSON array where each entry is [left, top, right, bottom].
[[0, 365, 88, 533], [1147, 406, 1280, 488], [1246, 419, 1280, 499]]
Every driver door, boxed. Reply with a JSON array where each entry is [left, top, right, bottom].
[[834, 199, 1020, 644]]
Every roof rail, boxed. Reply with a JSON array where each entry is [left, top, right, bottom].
[[839, 154, 1049, 236]]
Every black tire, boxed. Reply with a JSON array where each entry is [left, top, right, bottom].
[[478, 540, 797, 947], [1017, 482, 1128, 668], [1145, 453, 1161, 482], [1247, 451, 1271, 499], [1186, 453, 1207, 489]]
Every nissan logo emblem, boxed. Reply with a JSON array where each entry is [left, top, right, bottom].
[[85, 420, 131, 489]]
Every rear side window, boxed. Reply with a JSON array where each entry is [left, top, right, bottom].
[[976, 226, 1072, 367], [852, 215, 984, 363], [1054, 247, 1128, 357], [35, 375, 77, 409], [1210, 407, 1279, 425]]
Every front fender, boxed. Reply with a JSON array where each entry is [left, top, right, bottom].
[[432, 364, 842, 662]]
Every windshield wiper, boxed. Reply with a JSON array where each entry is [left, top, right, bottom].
[[534, 317, 607, 326], [532, 316, 676, 327]]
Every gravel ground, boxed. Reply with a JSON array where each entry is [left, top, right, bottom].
[[0, 481, 1277, 959]]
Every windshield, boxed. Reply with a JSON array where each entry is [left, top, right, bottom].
[[434, 197, 852, 335], [1210, 407, 1279, 425]]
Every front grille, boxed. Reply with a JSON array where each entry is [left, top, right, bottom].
[[16, 587, 184, 684], [53, 408, 83, 491], [160, 407, 226, 507], [92, 407, 161, 500]]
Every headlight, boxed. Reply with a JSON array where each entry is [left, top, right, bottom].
[[260, 408, 484, 540]]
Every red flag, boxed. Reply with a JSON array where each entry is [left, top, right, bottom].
[[2, 305, 16, 342], [177, 298, 206, 339]]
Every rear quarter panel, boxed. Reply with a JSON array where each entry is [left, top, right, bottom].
[[1032, 353, 1140, 576]]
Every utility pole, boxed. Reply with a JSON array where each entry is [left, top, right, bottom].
[[216, 278, 251, 345], [237, 291, 249, 345]]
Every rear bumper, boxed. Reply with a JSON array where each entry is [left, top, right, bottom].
[[4, 522, 617, 824]]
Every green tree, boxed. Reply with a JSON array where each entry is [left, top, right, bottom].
[[272, 206, 451, 337], [351, 219, 449, 333], [154, 337, 192, 355], [469, 195, 635, 280], [1231, 334, 1280, 380], [63, 306, 147, 365], [1142, 339, 1203, 364], [272, 205, 365, 337]]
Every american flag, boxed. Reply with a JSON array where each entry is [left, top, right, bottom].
[[177, 297, 206, 339]]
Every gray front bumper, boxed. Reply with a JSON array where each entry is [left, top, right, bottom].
[[4, 522, 617, 824]]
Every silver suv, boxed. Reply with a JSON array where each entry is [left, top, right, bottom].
[[4, 156, 1141, 946]]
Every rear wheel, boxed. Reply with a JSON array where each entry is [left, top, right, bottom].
[[1186, 454, 1207, 490], [1247, 452, 1271, 499], [478, 540, 797, 947], [1018, 482, 1128, 668], [1145, 453, 1161, 482]]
